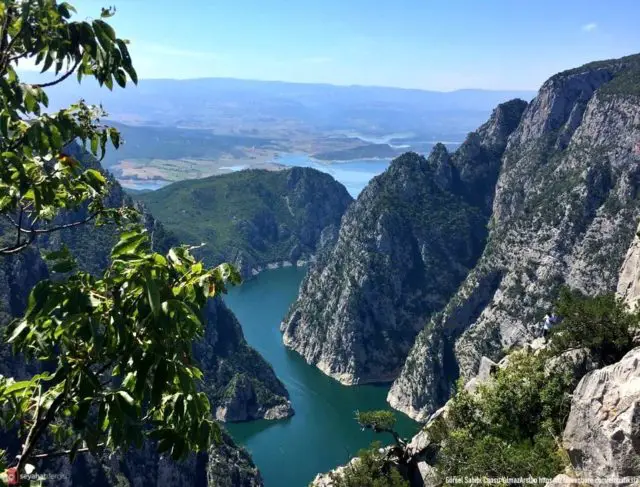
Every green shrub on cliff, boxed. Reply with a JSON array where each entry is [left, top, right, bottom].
[[328, 442, 409, 487], [550, 287, 637, 365], [325, 411, 413, 487], [437, 352, 572, 483]]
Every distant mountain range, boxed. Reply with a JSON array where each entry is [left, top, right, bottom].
[[20, 72, 535, 137], [27, 75, 534, 192]]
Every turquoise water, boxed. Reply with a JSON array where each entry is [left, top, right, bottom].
[[119, 155, 389, 196], [224, 267, 419, 487]]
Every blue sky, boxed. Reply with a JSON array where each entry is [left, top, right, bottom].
[[64, 0, 640, 91]]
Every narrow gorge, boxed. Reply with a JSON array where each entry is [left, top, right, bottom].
[[281, 98, 527, 385], [0, 147, 357, 486], [390, 53, 640, 421]]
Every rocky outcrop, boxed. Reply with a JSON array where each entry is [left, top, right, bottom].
[[197, 298, 293, 422], [617, 221, 640, 310], [206, 431, 264, 487], [282, 100, 527, 385], [138, 167, 353, 280], [562, 347, 640, 483], [310, 460, 357, 487], [313, 338, 600, 487], [391, 54, 640, 420], [37, 430, 262, 487]]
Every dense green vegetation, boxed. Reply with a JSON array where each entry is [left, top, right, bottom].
[[0, 0, 240, 479], [551, 287, 638, 366], [434, 288, 639, 484], [3, 230, 240, 462], [138, 167, 352, 272], [436, 352, 571, 483], [338, 352, 572, 486], [328, 412, 411, 487], [338, 287, 640, 487], [329, 443, 409, 487], [600, 66, 640, 97], [549, 53, 640, 82]]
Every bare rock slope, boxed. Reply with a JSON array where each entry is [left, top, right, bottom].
[[282, 100, 527, 385], [390, 54, 640, 420], [562, 347, 640, 483]]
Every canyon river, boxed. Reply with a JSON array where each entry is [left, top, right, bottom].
[[225, 266, 419, 487]]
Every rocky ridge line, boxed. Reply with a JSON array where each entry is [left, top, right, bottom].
[[282, 99, 527, 385]]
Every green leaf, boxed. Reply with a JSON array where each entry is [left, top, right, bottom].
[[8, 321, 29, 343], [48, 125, 63, 148], [156, 437, 173, 454], [123, 63, 138, 85], [90, 135, 99, 155], [134, 355, 154, 397], [41, 53, 54, 74], [94, 19, 116, 41], [0, 113, 9, 137], [171, 438, 186, 460], [73, 402, 91, 429], [24, 91, 38, 113], [112, 230, 148, 257], [151, 362, 167, 406], [168, 248, 183, 267], [117, 390, 135, 406], [84, 168, 107, 190], [109, 128, 121, 149], [3, 380, 33, 395], [68, 439, 83, 463], [107, 76, 115, 91], [114, 69, 127, 88], [100, 7, 115, 18], [92, 20, 112, 52], [99, 404, 110, 431], [145, 276, 161, 317]]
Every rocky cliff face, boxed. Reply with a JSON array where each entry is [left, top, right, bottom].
[[617, 221, 640, 310], [562, 347, 640, 483], [281, 100, 527, 385], [37, 430, 262, 487], [0, 247, 49, 380], [207, 431, 264, 487], [197, 298, 293, 422], [390, 54, 640, 420], [138, 167, 353, 280]]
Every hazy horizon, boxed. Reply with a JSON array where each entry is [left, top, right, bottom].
[[97, 75, 538, 94]]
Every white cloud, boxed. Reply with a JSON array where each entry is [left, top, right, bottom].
[[582, 22, 598, 32]]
